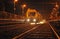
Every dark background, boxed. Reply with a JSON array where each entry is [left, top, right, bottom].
[[0, 0, 60, 17]]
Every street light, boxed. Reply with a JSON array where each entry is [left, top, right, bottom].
[[14, 0, 18, 13], [21, 4, 26, 15], [55, 2, 59, 8], [14, 0, 18, 2], [22, 4, 26, 8]]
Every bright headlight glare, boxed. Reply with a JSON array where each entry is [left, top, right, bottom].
[[36, 20, 46, 24], [36, 23, 40, 24], [30, 23, 35, 25], [40, 22, 44, 24], [27, 19, 30, 22], [39, 20, 46, 24], [33, 19, 36, 22]]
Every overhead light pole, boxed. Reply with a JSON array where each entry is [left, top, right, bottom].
[[14, 0, 18, 14], [13, 0, 18, 19], [21, 4, 26, 16]]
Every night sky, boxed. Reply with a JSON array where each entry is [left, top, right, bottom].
[[0, 0, 60, 17]]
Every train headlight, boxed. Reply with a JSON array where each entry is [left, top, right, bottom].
[[27, 19, 30, 22], [33, 19, 36, 22]]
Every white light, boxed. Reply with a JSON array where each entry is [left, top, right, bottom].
[[39, 20, 46, 24], [36, 20, 46, 24], [27, 19, 30, 22], [36, 23, 40, 24], [33, 19, 36, 22], [30, 23, 35, 25], [40, 22, 44, 24]]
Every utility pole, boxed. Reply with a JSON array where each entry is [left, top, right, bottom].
[[21, 4, 26, 16]]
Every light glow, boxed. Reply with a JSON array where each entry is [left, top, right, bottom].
[[39, 20, 46, 24], [30, 23, 35, 25], [22, 4, 26, 8], [27, 19, 30, 22], [33, 19, 36, 22], [14, 0, 18, 2], [39, 22, 44, 24], [36, 20, 46, 24], [36, 23, 40, 24]]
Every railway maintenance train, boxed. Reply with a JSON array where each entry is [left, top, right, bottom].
[[25, 8, 46, 25]]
